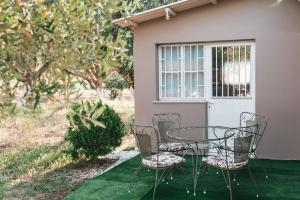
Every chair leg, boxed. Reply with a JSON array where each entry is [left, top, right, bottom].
[[227, 171, 233, 200], [158, 169, 168, 184], [220, 168, 229, 187], [203, 165, 209, 195], [153, 169, 159, 200], [128, 164, 143, 193], [247, 165, 260, 198], [170, 171, 173, 181], [178, 165, 191, 194], [162, 169, 169, 184], [253, 153, 268, 179], [232, 171, 239, 186]]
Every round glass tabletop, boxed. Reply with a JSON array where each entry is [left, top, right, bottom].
[[166, 126, 233, 144]]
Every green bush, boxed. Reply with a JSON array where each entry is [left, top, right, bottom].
[[104, 74, 128, 99], [65, 101, 125, 160]]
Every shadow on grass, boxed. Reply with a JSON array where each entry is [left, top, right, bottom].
[[1, 145, 116, 200]]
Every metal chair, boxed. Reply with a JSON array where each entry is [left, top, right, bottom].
[[152, 113, 189, 153], [240, 112, 269, 179], [128, 125, 188, 200], [202, 124, 260, 200]]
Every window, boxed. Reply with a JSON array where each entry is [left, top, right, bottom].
[[158, 44, 204, 100], [212, 45, 251, 97]]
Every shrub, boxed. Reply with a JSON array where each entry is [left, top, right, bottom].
[[104, 74, 128, 99], [65, 101, 125, 160]]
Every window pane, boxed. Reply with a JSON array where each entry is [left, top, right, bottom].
[[161, 72, 166, 98], [233, 46, 240, 96], [198, 45, 203, 57], [161, 86, 165, 98], [191, 45, 197, 71], [198, 72, 204, 86], [161, 60, 166, 71], [159, 44, 206, 100], [217, 47, 222, 97], [239, 46, 246, 97], [172, 73, 180, 97], [228, 46, 234, 96], [198, 86, 204, 97], [198, 58, 204, 70], [211, 44, 252, 98], [161, 47, 165, 59], [185, 73, 191, 97], [222, 47, 228, 97], [166, 47, 172, 71], [172, 46, 179, 71], [198, 45, 204, 70], [166, 73, 172, 97], [246, 45, 251, 97], [185, 46, 191, 71], [212, 47, 216, 96], [191, 72, 197, 97]]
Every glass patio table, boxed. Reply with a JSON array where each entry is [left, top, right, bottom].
[[166, 126, 232, 196]]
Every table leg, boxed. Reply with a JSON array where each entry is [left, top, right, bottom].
[[193, 143, 202, 196]]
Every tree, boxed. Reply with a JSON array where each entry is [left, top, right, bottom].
[[0, 0, 64, 108], [0, 0, 179, 110], [55, 0, 129, 99], [0, 0, 132, 109]]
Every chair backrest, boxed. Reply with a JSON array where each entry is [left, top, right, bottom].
[[240, 112, 268, 148], [131, 125, 159, 159], [225, 124, 258, 164], [152, 113, 181, 143]]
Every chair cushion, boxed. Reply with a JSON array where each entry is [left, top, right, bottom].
[[142, 152, 185, 169], [159, 142, 189, 152], [202, 154, 248, 170]]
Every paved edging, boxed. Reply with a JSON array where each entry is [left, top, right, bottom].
[[101, 150, 139, 175]]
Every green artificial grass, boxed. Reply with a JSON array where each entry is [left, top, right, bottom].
[[65, 156, 300, 200]]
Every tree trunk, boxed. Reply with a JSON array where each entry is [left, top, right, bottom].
[[96, 88, 102, 101], [16, 87, 28, 107]]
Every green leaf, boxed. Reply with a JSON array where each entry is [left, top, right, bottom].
[[92, 106, 105, 119], [89, 119, 105, 128], [80, 117, 89, 129]]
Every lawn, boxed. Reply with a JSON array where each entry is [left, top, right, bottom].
[[0, 144, 118, 199], [65, 156, 300, 200]]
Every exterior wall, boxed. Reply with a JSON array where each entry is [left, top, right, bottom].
[[133, 0, 300, 160]]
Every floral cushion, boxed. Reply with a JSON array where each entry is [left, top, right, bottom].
[[159, 142, 189, 152], [202, 154, 248, 170], [142, 152, 185, 169]]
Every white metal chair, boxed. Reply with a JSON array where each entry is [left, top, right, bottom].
[[240, 112, 269, 179], [152, 113, 189, 153], [202, 125, 260, 200], [128, 125, 188, 200]]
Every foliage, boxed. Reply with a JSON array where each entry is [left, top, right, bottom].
[[65, 101, 125, 160], [105, 73, 128, 99], [0, 0, 133, 110], [59, 0, 129, 94], [139, 0, 178, 11], [0, 0, 66, 108], [0, 0, 179, 110]]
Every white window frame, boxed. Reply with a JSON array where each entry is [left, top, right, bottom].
[[157, 41, 255, 102], [158, 43, 205, 101]]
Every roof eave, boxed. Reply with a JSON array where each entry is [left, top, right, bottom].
[[113, 0, 217, 28]]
